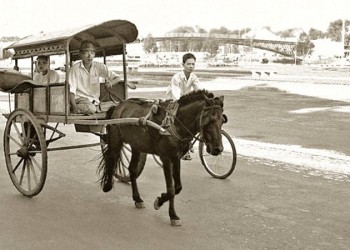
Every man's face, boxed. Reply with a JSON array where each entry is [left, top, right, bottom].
[[80, 48, 96, 66], [37, 59, 49, 73], [183, 58, 196, 73]]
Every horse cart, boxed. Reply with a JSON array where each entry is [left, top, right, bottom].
[[0, 20, 237, 202]]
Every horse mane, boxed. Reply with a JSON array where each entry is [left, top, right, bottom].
[[177, 89, 214, 106]]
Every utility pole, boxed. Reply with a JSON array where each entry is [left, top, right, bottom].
[[342, 19, 345, 67]]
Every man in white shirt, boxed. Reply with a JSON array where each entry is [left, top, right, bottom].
[[69, 40, 121, 114], [34, 55, 60, 84], [165, 53, 200, 100], [165, 53, 201, 160]]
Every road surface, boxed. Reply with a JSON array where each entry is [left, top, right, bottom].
[[0, 73, 349, 249]]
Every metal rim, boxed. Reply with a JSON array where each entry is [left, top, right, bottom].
[[199, 130, 237, 179], [3, 109, 47, 197]]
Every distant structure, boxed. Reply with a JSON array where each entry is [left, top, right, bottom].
[[153, 28, 304, 57]]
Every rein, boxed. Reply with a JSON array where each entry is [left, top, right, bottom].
[[199, 104, 223, 144], [162, 101, 223, 144], [103, 86, 123, 104]]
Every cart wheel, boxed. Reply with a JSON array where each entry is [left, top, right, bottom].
[[199, 130, 236, 179], [114, 143, 146, 183], [3, 109, 47, 197], [153, 154, 162, 167]]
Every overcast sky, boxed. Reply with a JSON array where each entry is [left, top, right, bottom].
[[1, 0, 349, 38]]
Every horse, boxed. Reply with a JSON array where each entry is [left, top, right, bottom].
[[98, 89, 226, 226]]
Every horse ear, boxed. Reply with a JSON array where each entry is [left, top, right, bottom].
[[219, 96, 224, 103], [203, 93, 212, 105]]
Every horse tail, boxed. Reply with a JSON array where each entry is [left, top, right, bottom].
[[97, 144, 113, 192], [97, 113, 122, 192]]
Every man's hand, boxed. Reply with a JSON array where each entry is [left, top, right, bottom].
[[109, 75, 121, 86], [105, 82, 112, 89]]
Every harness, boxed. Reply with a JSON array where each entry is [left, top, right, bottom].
[[198, 104, 223, 143], [160, 102, 194, 142], [161, 101, 223, 144]]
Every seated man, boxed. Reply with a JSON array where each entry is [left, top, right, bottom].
[[34, 55, 60, 84], [68, 40, 121, 114]]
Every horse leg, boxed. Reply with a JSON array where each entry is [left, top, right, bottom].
[[129, 150, 145, 208], [101, 128, 122, 192], [154, 158, 181, 226], [173, 158, 182, 195]]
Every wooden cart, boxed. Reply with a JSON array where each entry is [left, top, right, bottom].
[[1, 20, 165, 197]]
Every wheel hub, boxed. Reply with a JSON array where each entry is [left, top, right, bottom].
[[17, 147, 29, 158]]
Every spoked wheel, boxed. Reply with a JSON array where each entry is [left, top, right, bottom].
[[199, 130, 236, 179], [3, 109, 47, 197], [114, 143, 146, 183]]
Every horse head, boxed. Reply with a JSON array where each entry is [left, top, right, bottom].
[[199, 94, 225, 156]]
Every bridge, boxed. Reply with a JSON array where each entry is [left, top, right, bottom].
[[153, 33, 304, 57]]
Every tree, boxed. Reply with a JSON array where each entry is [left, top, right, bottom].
[[202, 27, 233, 56], [308, 28, 326, 40], [327, 19, 343, 41], [202, 39, 219, 55], [326, 19, 350, 45], [296, 32, 314, 56], [0, 36, 20, 42], [171, 26, 195, 33], [276, 28, 300, 38], [142, 34, 158, 53]]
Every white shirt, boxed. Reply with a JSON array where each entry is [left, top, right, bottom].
[[165, 71, 200, 100], [68, 61, 119, 104], [33, 70, 60, 84]]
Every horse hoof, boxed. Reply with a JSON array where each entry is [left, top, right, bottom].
[[102, 184, 112, 193], [171, 219, 182, 226], [154, 198, 160, 210], [135, 201, 145, 209]]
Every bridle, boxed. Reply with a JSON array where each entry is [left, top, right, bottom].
[[162, 101, 223, 144], [198, 104, 223, 144]]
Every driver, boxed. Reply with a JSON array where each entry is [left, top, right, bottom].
[[68, 40, 121, 114]]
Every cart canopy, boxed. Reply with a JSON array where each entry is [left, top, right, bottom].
[[6, 20, 138, 60]]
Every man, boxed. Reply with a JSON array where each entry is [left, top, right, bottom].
[[165, 53, 200, 100], [69, 40, 121, 114], [34, 55, 60, 84], [165, 53, 201, 160]]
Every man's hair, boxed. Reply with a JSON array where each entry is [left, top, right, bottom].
[[36, 55, 49, 61], [80, 40, 96, 52], [182, 53, 196, 63]]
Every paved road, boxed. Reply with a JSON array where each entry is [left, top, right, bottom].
[[0, 79, 349, 249]]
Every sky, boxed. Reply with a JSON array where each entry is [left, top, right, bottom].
[[0, 0, 349, 38]]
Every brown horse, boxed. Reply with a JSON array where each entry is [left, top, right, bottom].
[[98, 90, 225, 226]]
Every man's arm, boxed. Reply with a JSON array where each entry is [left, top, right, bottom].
[[98, 62, 121, 87], [192, 74, 200, 91], [165, 75, 181, 100], [69, 93, 78, 114], [67, 64, 79, 113]]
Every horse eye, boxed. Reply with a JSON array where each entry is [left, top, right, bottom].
[[222, 114, 228, 123]]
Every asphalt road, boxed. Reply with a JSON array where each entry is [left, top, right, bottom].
[[0, 75, 349, 249]]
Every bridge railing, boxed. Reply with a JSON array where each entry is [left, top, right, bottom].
[[163, 33, 241, 39]]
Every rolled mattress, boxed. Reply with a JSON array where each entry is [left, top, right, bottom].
[[0, 68, 32, 92]]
